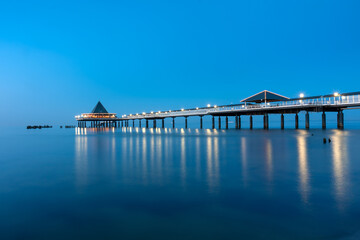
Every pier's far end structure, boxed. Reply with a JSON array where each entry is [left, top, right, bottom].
[[75, 101, 117, 128], [75, 90, 360, 130]]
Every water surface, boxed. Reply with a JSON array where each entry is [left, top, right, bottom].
[[0, 127, 360, 239]]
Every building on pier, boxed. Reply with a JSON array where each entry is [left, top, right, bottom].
[[75, 101, 118, 127], [241, 90, 289, 104]]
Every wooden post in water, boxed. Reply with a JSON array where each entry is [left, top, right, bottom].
[[281, 114, 284, 130], [218, 116, 221, 129], [295, 113, 299, 129], [200, 116, 203, 129], [162, 119, 165, 129], [212, 116, 215, 129], [172, 117, 175, 129], [263, 113, 269, 130], [322, 112, 326, 129], [305, 112, 310, 130], [185, 117, 188, 129], [250, 115, 253, 129], [226, 116, 228, 129], [337, 110, 344, 129]]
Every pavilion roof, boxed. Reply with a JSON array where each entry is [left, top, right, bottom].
[[241, 90, 289, 103], [91, 101, 109, 114]]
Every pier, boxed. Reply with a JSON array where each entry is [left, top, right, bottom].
[[75, 90, 360, 130]]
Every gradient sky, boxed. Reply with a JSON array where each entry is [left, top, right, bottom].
[[0, 0, 359, 126]]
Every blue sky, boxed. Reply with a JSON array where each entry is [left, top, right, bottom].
[[0, 0, 359, 126]]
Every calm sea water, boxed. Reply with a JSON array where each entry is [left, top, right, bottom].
[[1, 127, 360, 240]]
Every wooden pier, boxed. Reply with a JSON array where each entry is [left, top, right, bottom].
[[76, 90, 360, 130]]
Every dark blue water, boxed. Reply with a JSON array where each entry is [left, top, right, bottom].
[[1, 127, 360, 239]]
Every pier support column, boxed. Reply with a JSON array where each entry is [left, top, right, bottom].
[[337, 110, 344, 129], [139, 119, 142, 128], [238, 116, 241, 129], [162, 119, 165, 129], [305, 112, 310, 130], [295, 114, 299, 129], [153, 119, 156, 129], [235, 116, 238, 129], [185, 117, 188, 129], [212, 116, 215, 129], [218, 116, 221, 129], [146, 119, 149, 128], [250, 115, 253, 129], [226, 116, 228, 129], [172, 117, 175, 129], [200, 116, 203, 129], [132, 120, 135, 128], [322, 112, 326, 129], [263, 113, 269, 130], [281, 114, 284, 130]]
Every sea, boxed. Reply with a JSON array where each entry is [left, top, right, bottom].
[[0, 126, 360, 239]]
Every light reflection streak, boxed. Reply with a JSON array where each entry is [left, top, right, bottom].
[[265, 138, 273, 184], [241, 137, 247, 186], [196, 137, 201, 179], [331, 130, 349, 211], [181, 136, 186, 187], [206, 135, 220, 193], [75, 134, 88, 188], [111, 135, 116, 176], [296, 131, 310, 204], [142, 135, 148, 185], [156, 136, 163, 184]]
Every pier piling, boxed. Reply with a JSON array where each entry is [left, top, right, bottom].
[[305, 112, 310, 130], [337, 110, 344, 129], [263, 113, 269, 130]]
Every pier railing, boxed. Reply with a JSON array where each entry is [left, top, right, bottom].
[[120, 92, 360, 120]]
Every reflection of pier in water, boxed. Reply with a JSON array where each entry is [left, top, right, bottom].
[[74, 127, 351, 210], [74, 127, 221, 191]]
